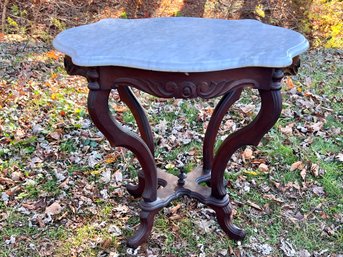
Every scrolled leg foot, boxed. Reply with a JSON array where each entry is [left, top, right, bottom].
[[213, 205, 246, 241], [127, 209, 160, 248]]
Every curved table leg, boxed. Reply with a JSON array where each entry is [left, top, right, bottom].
[[87, 89, 158, 202], [208, 89, 281, 239], [117, 86, 154, 197], [208, 70, 283, 239], [127, 208, 161, 248], [211, 204, 246, 240], [126, 170, 145, 198], [210, 88, 282, 199], [117, 86, 154, 154], [203, 88, 243, 173]]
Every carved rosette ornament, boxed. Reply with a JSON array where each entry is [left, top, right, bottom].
[[114, 78, 259, 99]]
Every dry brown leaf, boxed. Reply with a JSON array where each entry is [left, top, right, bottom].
[[114, 170, 122, 182], [258, 163, 269, 172], [104, 153, 119, 164], [286, 76, 295, 89], [45, 202, 63, 215], [247, 200, 263, 211], [0, 33, 4, 42], [263, 194, 284, 203], [11, 171, 23, 181], [101, 238, 112, 249], [113, 105, 128, 113], [310, 121, 323, 132], [46, 50, 59, 60], [280, 123, 294, 136], [170, 204, 181, 214], [37, 216, 45, 228], [170, 214, 182, 220], [240, 104, 255, 115], [204, 107, 214, 115], [290, 161, 304, 171], [15, 128, 25, 139], [300, 168, 307, 180], [22, 203, 36, 210], [336, 153, 343, 162], [49, 131, 61, 140], [242, 148, 253, 160], [311, 163, 319, 177], [0, 177, 15, 185]]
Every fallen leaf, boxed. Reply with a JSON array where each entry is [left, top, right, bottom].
[[258, 163, 269, 172], [113, 170, 122, 182], [242, 148, 253, 160], [101, 238, 113, 249], [243, 170, 261, 176], [312, 186, 325, 196], [45, 202, 62, 215], [290, 161, 304, 171], [100, 169, 111, 183], [170, 204, 181, 214], [22, 203, 36, 210], [0, 177, 15, 185], [263, 194, 284, 203], [113, 105, 128, 113], [309, 121, 323, 132], [300, 168, 307, 180], [1, 192, 9, 203], [165, 163, 175, 170], [11, 171, 23, 181], [170, 214, 182, 220], [280, 123, 294, 135], [336, 153, 343, 162], [286, 76, 295, 89], [310, 163, 319, 177], [50, 73, 58, 80], [247, 200, 263, 211], [46, 50, 59, 60], [49, 131, 61, 140], [51, 93, 59, 100], [280, 239, 296, 257], [104, 153, 119, 164], [108, 225, 122, 236], [240, 104, 255, 115]]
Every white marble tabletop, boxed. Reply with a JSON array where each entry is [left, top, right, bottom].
[[53, 17, 309, 72]]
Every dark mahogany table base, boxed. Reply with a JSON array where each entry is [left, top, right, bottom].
[[64, 56, 298, 248]]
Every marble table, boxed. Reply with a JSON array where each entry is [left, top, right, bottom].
[[53, 17, 309, 248]]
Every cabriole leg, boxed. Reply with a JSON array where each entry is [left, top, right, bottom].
[[87, 89, 158, 202], [208, 69, 283, 239], [203, 88, 243, 173], [117, 86, 154, 197]]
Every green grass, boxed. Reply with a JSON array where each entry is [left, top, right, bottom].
[[0, 208, 66, 257]]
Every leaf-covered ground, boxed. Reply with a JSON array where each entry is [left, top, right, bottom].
[[0, 35, 342, 257]]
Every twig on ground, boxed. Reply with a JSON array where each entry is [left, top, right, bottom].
[[1, 0, 9, 33]]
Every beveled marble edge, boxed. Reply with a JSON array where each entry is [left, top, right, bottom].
[[53, 18, 309, 72]]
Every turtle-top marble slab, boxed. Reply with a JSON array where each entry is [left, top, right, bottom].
[[53, 17, 309, 72]]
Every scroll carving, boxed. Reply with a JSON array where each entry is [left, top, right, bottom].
[[114, 78, 259, 99], [64, 56, 100, 90]]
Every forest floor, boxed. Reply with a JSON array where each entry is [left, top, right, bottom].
[[0, 18, 342, 257]]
